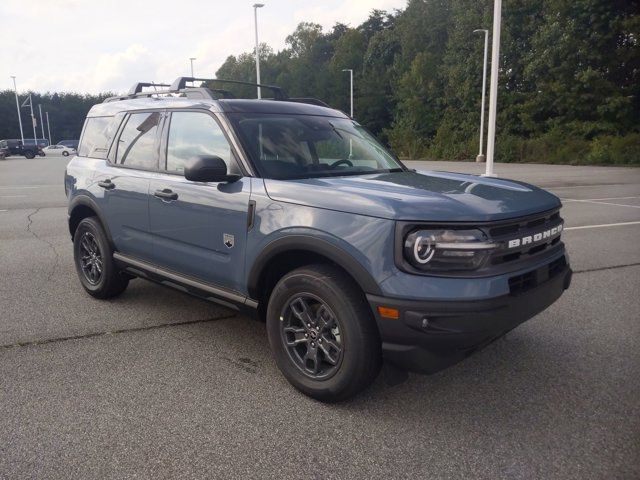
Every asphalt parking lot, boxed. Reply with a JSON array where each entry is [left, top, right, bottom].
[[1, 155, 639, 479]]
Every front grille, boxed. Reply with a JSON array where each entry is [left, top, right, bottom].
[[486, 209, 564, 266], [509, 256, 567, 295]]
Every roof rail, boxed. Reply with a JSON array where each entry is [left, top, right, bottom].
[[170, 77, 289, 100], [287, 97, 330, 108], [104, 78, 330, 108]]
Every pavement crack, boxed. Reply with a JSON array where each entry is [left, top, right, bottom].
[[573, 262, 640, 274], [0, 314, 238, 351], [26, 208, 61, 281]]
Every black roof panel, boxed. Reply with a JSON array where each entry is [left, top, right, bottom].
[[218, 99, 347, 118]]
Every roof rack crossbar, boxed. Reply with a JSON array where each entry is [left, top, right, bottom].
[[127, 82, 171, 95], [170, 77, 288, 100]]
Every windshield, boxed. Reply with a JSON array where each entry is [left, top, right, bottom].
[[227, 113, 404, 179]]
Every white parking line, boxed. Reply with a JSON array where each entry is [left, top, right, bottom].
[[550, 183, 635, 189], [0, 185, 57, 189], [562, 198, 640, 209], [565, 221, 640, 231], [565, 196, 640, 201], [0, 195, 27, 198]]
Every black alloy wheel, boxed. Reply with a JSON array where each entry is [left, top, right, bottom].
[[280, 293, 343, 379], [78, 231, 103, 285]]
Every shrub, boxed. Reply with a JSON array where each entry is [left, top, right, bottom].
[[586, 134, 640, 165]]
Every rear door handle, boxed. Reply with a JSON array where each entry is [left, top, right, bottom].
[[154, 188, 178, 201], [98, 179, 115, 190]]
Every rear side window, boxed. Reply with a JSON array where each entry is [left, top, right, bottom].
[[78, 116, 120, 158], [115, 112, 161, 170]]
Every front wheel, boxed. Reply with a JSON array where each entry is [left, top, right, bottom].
[[266, 264, 381, 402], [62, 151, 69, 156], [24, 151, 35, 159], [73, 217, 129, 299]]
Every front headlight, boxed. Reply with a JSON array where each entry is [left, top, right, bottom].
[[403, 229, 497, 271]]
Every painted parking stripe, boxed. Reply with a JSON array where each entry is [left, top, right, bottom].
[[0, 185, 58, 189], [565, 221, 640, 231], [563, 196, 640, 201], [562, 198, 640, 209], [550, 183, 636, 189], [0, 195, 27, 198]]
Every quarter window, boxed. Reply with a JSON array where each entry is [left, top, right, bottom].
[[116, 112, 161, 169], [78, 116, 120, 158], [166, 112, 237, 174]]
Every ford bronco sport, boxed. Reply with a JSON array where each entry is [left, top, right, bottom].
[[65, 78, 571, 401]]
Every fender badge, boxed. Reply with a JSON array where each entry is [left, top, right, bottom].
[[223, 233, 235, 249]]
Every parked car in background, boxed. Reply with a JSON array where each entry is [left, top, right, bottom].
[[0, 139, 45, 159], [57, 140, 79, 150], [43, 144, 76, 156]]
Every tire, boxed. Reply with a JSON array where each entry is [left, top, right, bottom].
[[24, 151, 35, 159], [266, 264, 381, 402], [38, 152, 45, 157], [73, 217, 129, 299], [62, 151, 69, 156]]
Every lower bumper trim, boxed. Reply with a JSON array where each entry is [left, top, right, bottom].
[[368, 265, 572, 373]]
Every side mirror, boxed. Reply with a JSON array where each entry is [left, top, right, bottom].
[[184, 155, 241, 183]]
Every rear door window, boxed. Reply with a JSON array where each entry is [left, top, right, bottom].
[[115, 112, 161, 170]]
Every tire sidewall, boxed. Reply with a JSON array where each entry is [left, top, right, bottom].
[[266, 269, 372, 399]]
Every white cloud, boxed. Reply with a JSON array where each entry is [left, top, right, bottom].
[[0, 0, 407, 94]]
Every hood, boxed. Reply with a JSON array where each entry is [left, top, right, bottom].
[[263, 170, 561, 222]]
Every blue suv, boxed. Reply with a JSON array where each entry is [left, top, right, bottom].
[[65, 78, 571, 401]]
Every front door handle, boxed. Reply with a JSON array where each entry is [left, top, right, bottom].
[[98, 179, 115, 190], [154, 188, 178, 201]]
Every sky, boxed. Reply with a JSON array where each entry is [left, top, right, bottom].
[[0, 0, 407, 95]]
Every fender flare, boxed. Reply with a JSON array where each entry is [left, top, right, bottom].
[[247, 234, 383, 297], [68, 195, 114, 244]]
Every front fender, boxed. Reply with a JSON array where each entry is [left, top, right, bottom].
[[246, 232, 384, 297]]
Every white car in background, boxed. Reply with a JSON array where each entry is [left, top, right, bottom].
[[42, 145, 76, 157]]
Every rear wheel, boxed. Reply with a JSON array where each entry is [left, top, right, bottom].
[[62, 151, 69, 156], [24, 150, 35, 159], [266, 264, 381, 402], [73, 217, 129, 299]]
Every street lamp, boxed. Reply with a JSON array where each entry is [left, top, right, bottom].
[[38, 104, 45, 140], [342, 69, 354, 118], [189, 57, 196, 77], [483, 0, 502, 178], [46, 111, 52, 145], [253, 3, 265, 99], [473, 29, 489, 163], [10, 76, 25, 143]]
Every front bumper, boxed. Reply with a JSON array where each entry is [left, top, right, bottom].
[[367, 257, 572, 373]]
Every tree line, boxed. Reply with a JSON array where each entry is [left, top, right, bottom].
[[1, 0, 638, 164], [0, 91, 112, 144]]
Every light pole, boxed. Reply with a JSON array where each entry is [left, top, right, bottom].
[[483, 0, 502, 178], [46, 111, 52, 145], [10, 76, 25, 143], [253, 3, 265, 99], [189, 57, 196, 77], [473, 29, 489, 163], [38, 104, 45, 140], [21, 94, 38, 149], [342, 69, 354, 117]]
